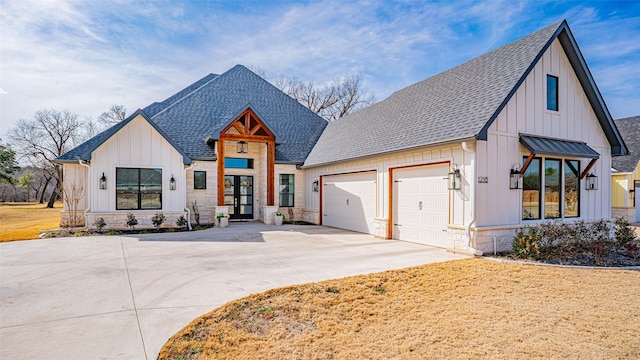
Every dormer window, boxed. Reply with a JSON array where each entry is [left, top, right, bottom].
[[547, 75, 558, 111]]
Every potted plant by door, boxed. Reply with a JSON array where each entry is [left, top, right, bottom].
[[273, 212, 285, 226], [216, 213, 229, 228]]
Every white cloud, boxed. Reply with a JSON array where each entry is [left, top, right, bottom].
[[0, 0, 637, 138]]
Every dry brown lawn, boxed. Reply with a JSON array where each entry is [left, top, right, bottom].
[[0, 202, 62, 242], [160, 258, 640, 360]]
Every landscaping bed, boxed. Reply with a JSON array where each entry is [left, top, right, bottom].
[[493, 218, 640, 267]]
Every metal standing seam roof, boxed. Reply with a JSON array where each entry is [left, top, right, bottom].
[[611, 116, 640, 173], [303, 20, 627, 168], [519, 134, 600, 159], [57, 65, 328, 164]]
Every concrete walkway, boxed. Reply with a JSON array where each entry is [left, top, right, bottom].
[[0, 223, 467, 359]]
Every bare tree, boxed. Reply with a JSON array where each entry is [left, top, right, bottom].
[[61, 179, 84, 228], [8, 109, 86, 208], [273, 72, 375, 121], [97, 104, 127, 127]]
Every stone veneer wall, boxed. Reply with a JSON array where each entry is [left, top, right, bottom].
[[612, 207, 635, 222], [83, 211, 187, 230], [185, 161, 218, 225]]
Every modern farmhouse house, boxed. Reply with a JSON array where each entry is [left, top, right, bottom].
[[56, 20, 627, 254]]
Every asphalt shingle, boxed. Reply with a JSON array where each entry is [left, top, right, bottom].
[[303, 21, 564, 167], [612, 116, 640, 173], [58, 65, 328, 164]]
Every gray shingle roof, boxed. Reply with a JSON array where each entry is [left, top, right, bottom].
[[303, 20, 626, 168], [612, 116, 640, 173], [57, 65, 328, 164]]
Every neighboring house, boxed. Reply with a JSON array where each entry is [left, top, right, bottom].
[[56, 20, 627, 254], [611, 116, 640, 222]]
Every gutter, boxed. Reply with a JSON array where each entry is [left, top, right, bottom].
[[461, 141, 483, 256], [301, 136, 477, 169], [184, 163, 194, 230], [78, 160, 91, 228]]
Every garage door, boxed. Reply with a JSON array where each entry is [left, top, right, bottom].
[[323, 172, 376, 234], [393, 164, 449, 247]]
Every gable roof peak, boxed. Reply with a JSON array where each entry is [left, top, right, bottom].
[[303, 19, 626, 168]]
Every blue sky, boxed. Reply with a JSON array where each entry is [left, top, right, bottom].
[[1, 0, 638, 138]]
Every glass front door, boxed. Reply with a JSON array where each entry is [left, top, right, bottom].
[[224, 175, 253, 219]]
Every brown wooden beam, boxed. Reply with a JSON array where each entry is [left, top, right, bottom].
[[217, 140, 225, 206], [219, 133, 271, 142], [580, 158, 598, 179], [520, 153, 536, 175], [267, 140, 275, 206]]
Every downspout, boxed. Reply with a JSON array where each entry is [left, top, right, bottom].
[[184, 163, 194, 230], [79, 160, 91, 228], [461, 141, 483, 256]]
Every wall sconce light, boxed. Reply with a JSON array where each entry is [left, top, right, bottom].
[[99, 172, 107, 190], [312, 178, 319, 192], [236, 141, 248, 154], [448, 164, 461, 190], [170, 175, 176, 190], [510, 164, 522, 189], [585, 173, 598, 190]]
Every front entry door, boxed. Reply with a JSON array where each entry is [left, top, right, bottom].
[[224, 175, 254, 219]]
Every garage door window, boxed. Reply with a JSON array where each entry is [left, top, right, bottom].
[[279, 174, 294, 207], [522, 157, 579, 220]]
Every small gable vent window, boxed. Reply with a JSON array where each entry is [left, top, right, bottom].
[[194, 171, 206, 190], [547, 75, 558, 111]]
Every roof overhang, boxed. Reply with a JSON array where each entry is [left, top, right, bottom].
[[520, 134, 599, 159], [519, 134, 600, 179]]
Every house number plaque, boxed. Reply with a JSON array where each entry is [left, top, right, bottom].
[[478, 176, 488, 183]]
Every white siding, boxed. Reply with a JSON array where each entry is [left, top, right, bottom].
[[90, 115, 186, 213], [303, 143, 474, 238], [478, 39, 612, 227]]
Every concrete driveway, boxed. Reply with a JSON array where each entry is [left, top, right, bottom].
[[0, 223, 467, 359]]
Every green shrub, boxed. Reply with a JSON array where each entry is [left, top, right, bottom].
[[615, 217, 637, 247], [151, 212, 166, 229], [126, 212, 138, 230], [93, 217, 107, 233], [512, 227, 542, 259], [176, 215, 188, 230]]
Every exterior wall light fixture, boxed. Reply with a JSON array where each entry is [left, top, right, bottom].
[[170, 175, 176, 190], [585, 173, 598, 190], [448, 164, 461, 190], [312, 178, 319, 192], [510, 164, 522, 189], [237, 141, 248, 154], [99, 172, 107, 190]]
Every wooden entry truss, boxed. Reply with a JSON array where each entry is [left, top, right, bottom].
[[217, 108, 276, 206]]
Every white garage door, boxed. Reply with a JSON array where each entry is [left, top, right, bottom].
[[393, 164, 449, 247], [323, 172, 376, 234]]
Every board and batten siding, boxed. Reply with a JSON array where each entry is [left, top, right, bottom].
[[477, 38, 612, 229], [303, 143, 474, 239], [90, 114, 186, 213]]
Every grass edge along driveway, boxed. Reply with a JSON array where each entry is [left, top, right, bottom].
[[160, 258, 640, 359]]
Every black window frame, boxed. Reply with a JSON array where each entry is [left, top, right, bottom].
[[547, 75, 559, 111], [116, 167, 162, 210], [224, 157, 254, 169], [522, 156, 580, 221], [279, 174, 295, 207], [194, 171, 206, 190]]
